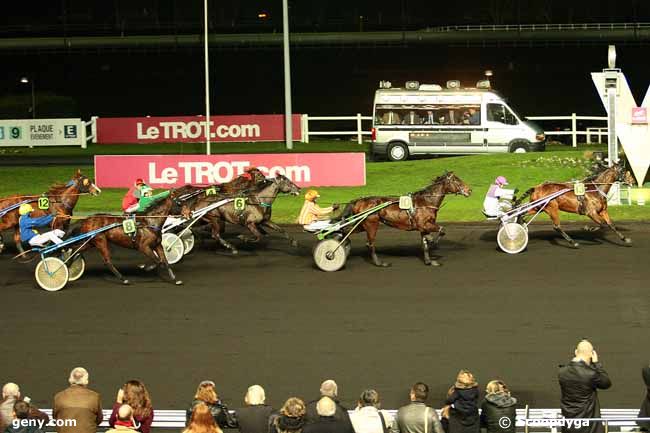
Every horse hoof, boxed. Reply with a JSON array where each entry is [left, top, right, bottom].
[[231, 249, 239, 255], [174, 280, 183, 286], [572, 242, 580, 248], [624, 237, 632, 245], [122, 279, 130, 285], [378, 262, 391, 268], [430, 260, 441, 267], [0, 244, 4, 254], [290, 240, 299, 248], [138, 264, 146, 270]]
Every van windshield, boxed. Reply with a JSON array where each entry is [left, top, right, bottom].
[[375, 104, 481, 126]]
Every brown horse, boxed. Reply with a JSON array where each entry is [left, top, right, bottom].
[[341, 171, 472, 267], [189, 174, 300, 254], [517, 162, 635, 248], [75, 190, 189, 285], [0, 170, 101, 254], [175, 167, 267, 201]]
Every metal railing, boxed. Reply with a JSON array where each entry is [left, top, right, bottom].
[[301, 113, 372, 144], [429, 22, 650, 32]]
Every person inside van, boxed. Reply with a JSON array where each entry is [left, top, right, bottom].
[[483, 176, 517, 218], [424, 110, 436, 124], [464, 108, 480, 125], [403, 110, 421, 125], [381, 111, 401, 125]]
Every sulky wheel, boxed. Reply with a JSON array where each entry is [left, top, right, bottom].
[[162, 233, 185, 265], [343, 239, 351, 257], [35, 257, 69, 292], [497, 222, 529, 254], [67, 255, 86, 282], [313, 239, 347, 272], [180, 231, 195, 255]]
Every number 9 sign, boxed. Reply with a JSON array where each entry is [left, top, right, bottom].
[[10, 127, 21, 140]]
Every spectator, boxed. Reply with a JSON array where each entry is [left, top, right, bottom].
[[270, 398, 306, 433], [303, 398, 354, 433], [106, 405, 139, 433], [349, 389, 392, 433], [403, 111, 421, 125], [442, 370, 479, 433], [1, 383, 48, 432], [638, 365, 650, 432], [109, 380, 154, 433], [187, 380, 236, 429], [391, 382, 443, 433], [480, 381, 517, 433], [306, 380, 351, 426], [4, 401, 44, 433], [234, 385, 273, 433], [558, 340, 611, 433], [53, 367, 103, 433], [184, 403, 222, 433]]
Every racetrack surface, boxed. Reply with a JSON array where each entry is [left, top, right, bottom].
[[1, 222, 648, 412]]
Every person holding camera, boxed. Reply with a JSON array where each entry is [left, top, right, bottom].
[[558, 340, 612, 433]]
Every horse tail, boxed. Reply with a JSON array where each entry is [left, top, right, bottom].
[[340, 200, 357, 219], [514, 187, 535, 207]]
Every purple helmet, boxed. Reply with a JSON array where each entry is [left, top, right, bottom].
[[495, 176, 508, 185]]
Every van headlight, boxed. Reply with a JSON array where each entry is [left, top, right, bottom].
[[535, 133, 545, 141]]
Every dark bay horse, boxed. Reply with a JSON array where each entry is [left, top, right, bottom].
[[341, 171, 472, 267], [175, 167, 267, 201], [190, 174, 300, 254], [76, 191, 189, 285], [517, 162, 635, 248], [0, 170, 101, 254]]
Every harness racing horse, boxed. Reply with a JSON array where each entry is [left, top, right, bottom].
[[175, 167, 267, 201], [0, 170, 101, 254], [517, 162, 635, 248], [75, 190, 190, 285], [190, 174, 300, 254], [340, 172, 471, 267]]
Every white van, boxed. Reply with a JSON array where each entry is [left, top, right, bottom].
[[371, 80, 546, 161]]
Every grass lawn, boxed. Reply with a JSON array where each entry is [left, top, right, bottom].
[[1, 147, 646, 224]]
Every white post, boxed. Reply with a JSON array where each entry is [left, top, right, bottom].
[[80, 119, 87, 149], [301, 114, 309, 143], [282, 0, 293, 150], [571, 112, 577, 147], [204, 0, 212, 155], [91, 116, 98, 144], [357, 113, 363, 144]]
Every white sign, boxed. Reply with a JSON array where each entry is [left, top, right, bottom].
[[0, 118, 85, 147]]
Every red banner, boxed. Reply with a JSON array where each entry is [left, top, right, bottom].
[[94, 154, 366, 188], [96, 115, 302, 143]]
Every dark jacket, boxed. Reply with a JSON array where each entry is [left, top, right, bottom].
[[480, 393, 517, 433], [187, 399, 237, 429], [305, 398, 351, 427], [558, 360, 612, 433], [4, 422, 44, 433], [109, 403, 154, 433], [269, 414, 305, 433], [638, 366, 650, 431], [392, 401, 444, 433], [0, 397, 49, 433], [52, 385, 103, 433], [302, 416, 355, 433], [234, 405, 274, 433], [446, 387, 479, 433]]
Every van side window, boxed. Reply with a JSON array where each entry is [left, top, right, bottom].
[[487, 103, 518, 125]]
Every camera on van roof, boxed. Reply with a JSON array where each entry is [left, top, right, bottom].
[[446, 80, 461, 89], [405, 81, 420, 90], [378, 80, 392, 89], [476, 80, 491, 89]]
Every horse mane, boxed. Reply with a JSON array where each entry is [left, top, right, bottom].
[[47, 183, 71, 195]]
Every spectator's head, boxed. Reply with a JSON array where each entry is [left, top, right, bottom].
[[188, 403, 220, 433], [358, 389, 380, 408], [117, 404, 133, 423], [454, 370, 478, 389], [122, 380, 153, 418], [316, 397, 336, 417], [2, 383, 20, 399], [280, 397, 306, 418], [194, 380, 218, 404], [12, 401, 30, 420], [244, 385, 266, 406], [409, 382, 429, 402], [68, 367, 89, 386], [485, 380, 510, 396], [574, 339, 594, 364], [319, 380, 338, 398]]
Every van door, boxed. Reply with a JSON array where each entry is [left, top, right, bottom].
[[484, 103, 520, 152]]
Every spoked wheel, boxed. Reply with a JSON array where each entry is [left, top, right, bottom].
[[313, 239, 347, 272], [35, 257, 69, 291], [162, 233, 185, 264], [180, 231, 195, 254], [67, 255, 86, 282], [343, 239, 351, 257], [497, 222, 529, 254]]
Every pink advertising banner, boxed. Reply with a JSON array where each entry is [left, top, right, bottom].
[[96, 114, 302, 143], [94, 153, 366, 188]]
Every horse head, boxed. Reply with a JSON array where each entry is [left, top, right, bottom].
[[71, 170, 102, 196], [436, 171, 472, 197], [273, 174, 301, 196], [245, 167, 267, 184]]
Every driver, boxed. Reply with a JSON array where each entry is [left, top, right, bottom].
[[18, 203, 65, 247], [298, 189, 338, 231], [122, 178, 149, 213], [483, 176, 516, 217]]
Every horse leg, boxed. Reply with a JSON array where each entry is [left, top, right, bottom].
[[546, 204, 579, 248], [260, 220, 299, 247], [241, 222, 264, 244], [13, 228, 25, 254], [364, 219, 390, 267], [597, 209, 632, 245], [94, 236, 130, 285], [430, 226, 445, 248], [421, 234, 435, 266], [208, 217, 238, 254], [151, 243, 183, 285]]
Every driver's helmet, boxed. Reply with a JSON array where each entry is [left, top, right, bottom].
[[305, 190, 320, 202], [19, 203, 34, 215], [140, 186, 153, 197], [495, 176, 508, 186]]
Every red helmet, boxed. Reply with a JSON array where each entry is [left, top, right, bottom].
[[135, 178, 145, 185]]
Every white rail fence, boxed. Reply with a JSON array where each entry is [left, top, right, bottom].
[[301, 113, 609, 147]]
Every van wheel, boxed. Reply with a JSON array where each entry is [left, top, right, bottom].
[[387, 142, 409, 161], [510, 141, 529, 153]]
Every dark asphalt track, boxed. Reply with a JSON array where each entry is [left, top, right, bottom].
[[0, 223, 648, 412]]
